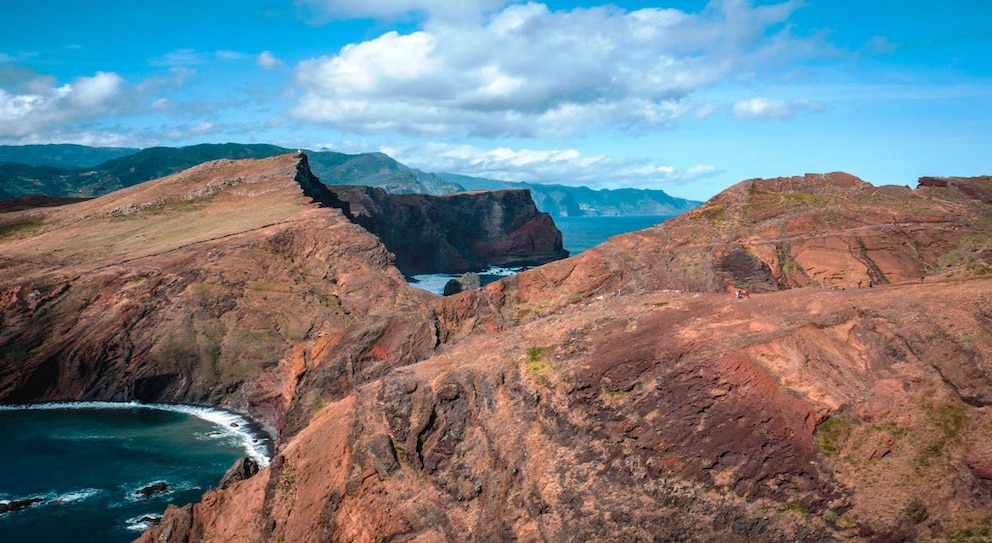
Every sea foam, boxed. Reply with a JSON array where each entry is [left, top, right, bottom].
[[0, 401, 271, 467], [408, 265, 525, 295]]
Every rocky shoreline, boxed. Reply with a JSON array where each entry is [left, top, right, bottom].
[[3, 156, 992, 541]]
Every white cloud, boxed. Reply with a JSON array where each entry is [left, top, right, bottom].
[[732, 96, 821, 120], [9, 129, 139, 148], [0, 70, 126, 138], [152, 48, 258, 67], [258, 50, 282, 69], [151, 49, 207, 67], [70, 71, 125, 107], [298, 0, 510, 22], [378, 142, 717, 190], [290, 0, 818, 137], [216, 50, 250, 61], [864, 35, 898, 55]]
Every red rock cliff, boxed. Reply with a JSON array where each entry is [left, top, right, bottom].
[[328, 185, 569, 275], [4, 163, 992, 542]]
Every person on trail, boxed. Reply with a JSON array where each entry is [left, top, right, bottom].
[[858, 280, 863, 289], [868, 278, 874, 288], [744, 289, 750, 299]]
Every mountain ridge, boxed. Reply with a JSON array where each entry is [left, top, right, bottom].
[[3, 159, 992, 541], [0, 143, 700, 216]]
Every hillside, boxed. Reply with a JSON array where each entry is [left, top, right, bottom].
[[0, 143, 139, 168], [3, 163, 992, 541], [442, 171, 700, 216], [0, 143, 698, 216]]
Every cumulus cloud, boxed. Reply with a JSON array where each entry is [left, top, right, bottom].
[[290, 0, 818, 137], [379, 142, 718, 189], [258, 50, 282, 69], [0, 67, 125, 138], [731, 96, 821, 120]]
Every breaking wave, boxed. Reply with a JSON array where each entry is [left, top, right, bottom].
[[0, 401, 271, 467], [407, 265, 526, 295]]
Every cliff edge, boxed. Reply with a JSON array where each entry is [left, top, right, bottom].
[[327, 185, 568, 275], [4, 164, 992, 541]]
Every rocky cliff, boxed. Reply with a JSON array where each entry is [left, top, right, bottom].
[[3, 164, 992, 542], [0, 143, 701, 216], [329, 185, 568, 274]]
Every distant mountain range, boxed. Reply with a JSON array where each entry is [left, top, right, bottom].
[[0, 143, 700, 216]]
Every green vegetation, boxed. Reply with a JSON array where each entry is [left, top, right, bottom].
[[696, 205, 726, 223], [919, 401, 970, 466], [784, 501, 808, 518], [747, 185, 766, 196], [967, 263, 992, 276], [948, 523, 992, 543], [525, 346, 558, 385], [815, 416, 852, 456], [822, 510, 840, 524], [278, 463, 297, 495], [526, 346, 553, 373], [0, 220, 43, 239], [527, 346, 552, 363], [940, 233, 992, 270], [515, 302, 549, 321], [783, 192, 822, 203]]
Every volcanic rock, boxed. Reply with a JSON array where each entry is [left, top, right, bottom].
[[327, 185, 568, 274], [219, 457, 261, 489], [0, 497, 45, 515], [135, 481, 170, 498], [5, 162, 992, 542], [136, 170, 992, 542]]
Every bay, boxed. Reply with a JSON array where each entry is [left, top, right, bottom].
[[0, 403, 270, 543], [553, 215, 672, 255], [408, 215, 673, 295]]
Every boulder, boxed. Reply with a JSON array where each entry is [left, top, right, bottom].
[[0, 497, 44, 515]]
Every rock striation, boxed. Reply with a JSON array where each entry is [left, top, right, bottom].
[[4, 163, 992, 542], [327, 185, 568, 274]]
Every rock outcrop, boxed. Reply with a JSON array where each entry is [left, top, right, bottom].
[[0, 154, 434, 428], [4, 163, 992, 542], [328, 185, 569, 274]]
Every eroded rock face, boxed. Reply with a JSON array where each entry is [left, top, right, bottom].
[[327, 185, 569, 274], [141, 277, 992, 542], [6, 165, 992, 542], [0, 154, 434, 430]]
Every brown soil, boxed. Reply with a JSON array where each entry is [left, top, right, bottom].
[[4, 160, 992, 541]]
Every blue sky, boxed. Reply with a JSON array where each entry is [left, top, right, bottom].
[[1, 0, 989, 201]]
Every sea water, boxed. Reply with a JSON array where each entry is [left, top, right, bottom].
[[0, 402, 271, 543], [407, 215, 672, 295], [554, 215, 671, 255]]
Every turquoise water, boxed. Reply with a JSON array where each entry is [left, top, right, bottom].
[[408, 215, 673, 294], [553, 215, 671, 255], [0, 403, 270, 543]]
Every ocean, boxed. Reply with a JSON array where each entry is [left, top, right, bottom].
[[554, 215, 671, 255], [0, 403, 271, 543], [408, 215, 672, 295], [0, 215, 673, 541]]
